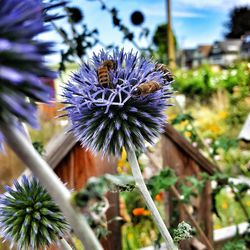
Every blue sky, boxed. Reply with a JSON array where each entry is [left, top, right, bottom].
[[44, 0, 250, 62]]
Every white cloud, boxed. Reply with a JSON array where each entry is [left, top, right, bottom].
[[141, 4, 205, 18], [176, 0, 250, 10], [141, 5, 166, 18], [172, 11, 206, 18]]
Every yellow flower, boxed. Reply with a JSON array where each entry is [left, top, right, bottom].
[[206, 123, 221, 135], [214, 224, 222, 230], [117, 148, 127, 167], [117, 166, 123, 174], [218, 111, 228, 119], [168, 113, 176, 122], [246, 201, 250, 207], [180, 120, 188, 127], [221, 202, 228, 209], [117, 148, 131, 173], [127, 233, 133, 239], [184, 131, 192, 138]]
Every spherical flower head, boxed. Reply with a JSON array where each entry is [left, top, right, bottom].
[[63, 49, 172, 156], [0, 176, 69, 249], [0, 0, 58, 151]]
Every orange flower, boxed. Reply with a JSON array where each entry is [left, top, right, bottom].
[[132, 207, 151, 216], [132, 208, 145, 216], [155, 191, 164, 202], [143, 210, 151, 216], [132, 208, 151, 216]]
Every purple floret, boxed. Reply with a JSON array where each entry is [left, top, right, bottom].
[[0, 0, 60, 151], [63, 49, 173, 156]]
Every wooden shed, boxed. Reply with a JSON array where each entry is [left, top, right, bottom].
[[162, 124, 218, 250], [43, 126, 121, 250]]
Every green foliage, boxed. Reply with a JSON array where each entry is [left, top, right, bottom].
[[72, 174, 135, 239], [122, 219, 158, 249], [122, 190, 145, 217], [224, 6, 250, 38], [72, 174, 135, 208], [152, 23, 177, 63], [172, 113, 194, 125], [210, 136, 238, 156], [147, 168, 177, 197], [179, 176, 206, 203], [174, 62, 250, 100], [32, 141, 45, 155], [174, 64, 215, 98], [222, 239, 247, 250]]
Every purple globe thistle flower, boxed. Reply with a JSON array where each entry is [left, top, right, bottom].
[[0, 176, 69, 249], [0, 0, 64, 150], [63, 49, 173, 156]]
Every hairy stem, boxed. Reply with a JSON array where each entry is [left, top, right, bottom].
[[146, 151, 213, 249], [59, 238, 73, 250], [127, 149, 177, 250], [0, 123, 103, 250]]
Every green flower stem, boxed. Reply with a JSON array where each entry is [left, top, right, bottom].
[[0, 122, 103, 250], [59, 238, 73, 250], [127, 149, 177, 250]]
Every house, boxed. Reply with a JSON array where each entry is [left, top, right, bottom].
[[208, 39, 242, 66], [181, 49, 196, 68], [241, 32, 250, 59], [192, 45, 212, 67], [181, 45, 211, 68]]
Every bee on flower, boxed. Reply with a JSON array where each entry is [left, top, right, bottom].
[[63, 49, 172, 157]]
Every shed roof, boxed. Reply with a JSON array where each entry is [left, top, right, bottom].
[[40, 124, 218, 175], [44, 126, 76, 168], [164, 124, 218, 175]]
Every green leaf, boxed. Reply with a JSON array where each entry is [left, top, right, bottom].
[[147, 168, 177, 197]]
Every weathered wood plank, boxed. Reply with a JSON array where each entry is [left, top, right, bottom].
[[161, 135, 214, 249], [164, 124, 218, 175]]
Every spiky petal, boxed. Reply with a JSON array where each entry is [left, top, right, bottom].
[[0, 0, 61, 150], [0, 176, 69, 249], [63, 49, 173, 156]]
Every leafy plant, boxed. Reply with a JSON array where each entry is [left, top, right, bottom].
[[72, 174, 135, 239], [147, 168, 177, 197], [179, 176, 206, 203], [222, 239, 247, 250]]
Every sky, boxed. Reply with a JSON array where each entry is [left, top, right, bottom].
[[44, 0, 250, 63]]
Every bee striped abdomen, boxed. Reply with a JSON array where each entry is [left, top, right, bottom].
[[97, 66, 110, 88], [133, 81, 161, 96]]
